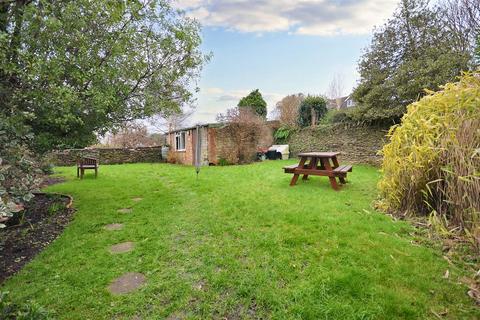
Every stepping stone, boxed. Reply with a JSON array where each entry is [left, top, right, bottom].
[[108, 272, 146, 295], [109, 241, 135, 254], [104, 223, 124, 231], [132, 197, 143, 202], [118, 208, 132, 214]]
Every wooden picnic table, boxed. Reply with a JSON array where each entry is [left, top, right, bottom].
[[283, 152, 352, 190]]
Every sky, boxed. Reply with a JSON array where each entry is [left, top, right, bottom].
[[173, 0, 399, 125]]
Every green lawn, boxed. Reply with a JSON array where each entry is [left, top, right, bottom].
[[2, 161, 478, 319]]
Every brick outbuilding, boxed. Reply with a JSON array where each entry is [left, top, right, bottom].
[[167, 121, 279, 165]]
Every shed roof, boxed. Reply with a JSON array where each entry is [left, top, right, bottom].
[[168, 122, 223, 134]]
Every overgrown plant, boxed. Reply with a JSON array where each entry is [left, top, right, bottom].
[[0, 119, 41, 228], [273, 126, 293, 143], [216, 108, 266, 164], [0, 291, 51, 320], [378, 73, 480, 247]]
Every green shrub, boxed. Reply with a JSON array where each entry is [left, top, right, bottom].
[[297, 96, 327, 128], [273, 126, 293, 143], [330, 110, 348, 123], [378, 73, 480, 246], [218, 158, 230, 166], [0, 291, 51, 319], [0, 119, 42, 228]]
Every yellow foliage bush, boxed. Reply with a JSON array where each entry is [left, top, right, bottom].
[[378, 73, 480, 244]]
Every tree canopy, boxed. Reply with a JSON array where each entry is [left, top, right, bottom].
[[352, 0, 474, 124], [237, 89, 268, 118], [0, 0, 208, 152]]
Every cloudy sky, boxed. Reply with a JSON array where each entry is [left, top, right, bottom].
[[174, 0, 398, 125]]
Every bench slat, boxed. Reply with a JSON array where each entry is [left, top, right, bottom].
[[333, 165, 352, 173]]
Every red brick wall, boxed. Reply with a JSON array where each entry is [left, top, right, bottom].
[[167, 130, 193, 165]]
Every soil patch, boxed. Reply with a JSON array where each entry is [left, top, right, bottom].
[[108, 272, 146, 295], [109, 241, 135, 254], [118, 208, 133, 214], [132, 197, 143, 202], [40, 176, 67, 188], [0, 193, 74, 283]]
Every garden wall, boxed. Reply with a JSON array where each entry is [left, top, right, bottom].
[[50, 146, 164, 166], [287, 125, 388, 165]]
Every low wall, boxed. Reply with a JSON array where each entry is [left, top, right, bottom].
[[50, 146, 164, 166], [287, 125, 388, 165]]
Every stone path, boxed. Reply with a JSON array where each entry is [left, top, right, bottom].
[[117, 208, 132, 214], [109, 241, 135, 254], [108, 272, 146, 295], [104, 223, 124, 231], [105, 201, 147, 295]]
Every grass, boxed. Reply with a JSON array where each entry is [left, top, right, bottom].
[[1, 161, 478, 319]]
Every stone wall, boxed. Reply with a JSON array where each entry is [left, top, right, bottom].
[[50, 146, 164, 166], [287, 125, 388, 165]]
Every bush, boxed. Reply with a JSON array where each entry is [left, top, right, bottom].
[[378, 73, 480, 246], [0, 291, 51, 320], [298, 96, 327, 128], [218, 158, 230, 166], [0, 119, 42, 228], [273, 126, 294, 143], [216, 107, 265, 164], [328, 110, 349, 124]]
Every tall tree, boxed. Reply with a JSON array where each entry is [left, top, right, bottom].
[[297, 96, 327, 128], [237, 89, 268, 119], [352, 0, 471, 123], [441, 0, 480, 61], [327, 73, 346, 110], [106, 122, 155, 148], [0, 0, 208, 152], [274, 94, 304, 128]]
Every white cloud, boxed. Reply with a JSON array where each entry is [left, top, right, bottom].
[[205, 87, 224, 94], [173, 0, 397, 36], [191, 88, 284, 124]]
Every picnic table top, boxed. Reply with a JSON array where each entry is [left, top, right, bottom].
[[297, 152, 340, 158]]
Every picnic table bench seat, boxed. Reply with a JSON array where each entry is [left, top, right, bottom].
[[283, 164, 300, 173], [333, 165, 352, 173]]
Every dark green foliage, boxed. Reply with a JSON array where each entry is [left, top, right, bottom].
[[297, 96, 327, 128], [0, 0, 208, 153], [273, 126, 293, 143], [237, 89, 267, 118], [218, 158, 230, 166], [0, 291, 51, 320], [0, 117, 41, 227], [352, 0, 472, 124], [476, 36, 480, 66]]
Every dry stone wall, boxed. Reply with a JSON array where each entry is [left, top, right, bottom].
[[50, 146, 164, 166], [287, 125, 388, 165]]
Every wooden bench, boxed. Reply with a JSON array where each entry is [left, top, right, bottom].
[[77, 157, 99, 179]]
